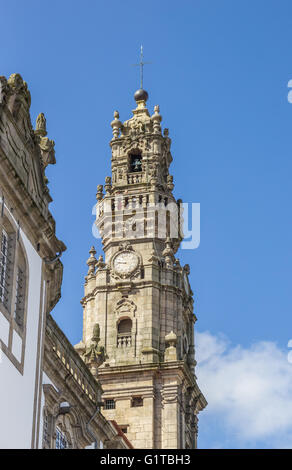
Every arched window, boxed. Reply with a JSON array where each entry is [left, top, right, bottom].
[[118, 318, 132, 334], [129, 152, 142, 173], [117, 318, 132, 348]]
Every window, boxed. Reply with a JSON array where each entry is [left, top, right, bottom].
[[131, 397, 143, 407], [118, 318, 132, 334], [120, 426, 128, 434], [117, 318, 132, 348], [55, 427, 69, 449], [43, 413, 48, 443], [0, 210, 28, 373], [14, 265, 26, 330], [129, 153, 142, 173], [42, 411, 52, 449], [105, 399, 115, 410], [0, 229, 9, 307]]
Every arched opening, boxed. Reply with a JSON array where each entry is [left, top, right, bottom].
[[117, 318, 132, 348], [129, 152, 142, 173]]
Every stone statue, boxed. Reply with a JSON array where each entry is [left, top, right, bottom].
[[35, 112, 47, 136]]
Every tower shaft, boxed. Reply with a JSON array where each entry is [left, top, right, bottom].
[[79, 92, 207, 449]]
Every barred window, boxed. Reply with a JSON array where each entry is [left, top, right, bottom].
[[104, 399, 115, 410], [55, 427, 68, 449], [42, 411, 52, 448], [0, 222, 16, 314], [0, 209, 28, 373], [43, 413, 48, 446], [0, 229, 9, 307], [14, 249, 26, 331]]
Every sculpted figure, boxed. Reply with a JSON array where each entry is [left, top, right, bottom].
[[36, 113, 47, 135]]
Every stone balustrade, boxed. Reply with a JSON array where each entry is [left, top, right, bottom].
[[46, 314, 101, 404], [117, 333, 132, 348]]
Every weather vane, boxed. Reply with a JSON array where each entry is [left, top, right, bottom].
[[133, 45, 151, 89]]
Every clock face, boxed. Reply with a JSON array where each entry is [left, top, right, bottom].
[[113, 251, 139, 276]]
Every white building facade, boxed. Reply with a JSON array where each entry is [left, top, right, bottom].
[[0, 73, 131, 450]]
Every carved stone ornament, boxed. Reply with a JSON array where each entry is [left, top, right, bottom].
[[83, 323, 106, 367], [35, 112, 47, 136], [120, 135, 151, 154], [114, 298, 137, 318], [39, 136, 56, 168], [86, 246, 97, 277]]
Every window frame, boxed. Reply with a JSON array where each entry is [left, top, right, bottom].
[[0, 206, 29, 374], [55, 426, 70, 449], [129, 152, 142, 173], [104, 399, 116, 410], [131, 396, 143, 408]]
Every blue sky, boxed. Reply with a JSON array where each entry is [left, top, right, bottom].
[[2, 0, 292, 448]]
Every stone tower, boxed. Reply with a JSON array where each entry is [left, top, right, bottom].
[[77, 88, 207, 449]]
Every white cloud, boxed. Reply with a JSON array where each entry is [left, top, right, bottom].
[[196, 331, 292, 448]]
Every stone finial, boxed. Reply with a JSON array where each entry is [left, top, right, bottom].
[[35, 112, 47, 137], [86, 246, 97, 276], [165, 331, 177, 362], [91, 322, 101, 343], [34, 112, 56, 169], [163, 128, 172, 153], [148, 247, 159, 265], [165, 330, 177, 346], [83, 323, 106, 373], [7, 73, 31, 109], [96, 184, 104, 201], [111, 110, 122, 139], [151, 104, 162, 134], [96, 254, 106, 270], [167, 174, 174, 191], [39, 137, 56, 168], [174, 258, 181, 269], [184, 263, 190, 275], [104, 176, 112, 194]]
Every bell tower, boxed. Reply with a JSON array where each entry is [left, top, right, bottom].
[[77, 88, 207, 449]]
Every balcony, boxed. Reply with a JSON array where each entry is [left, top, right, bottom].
[[117, 333, 132, 348]]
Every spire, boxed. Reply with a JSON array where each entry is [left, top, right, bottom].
[[133, 45, 150, 104]]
